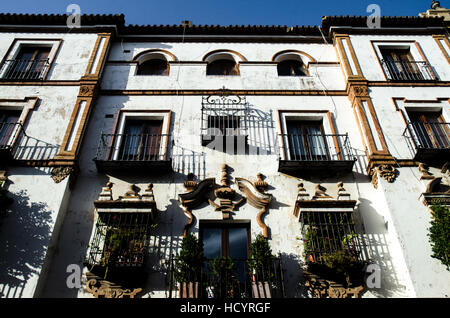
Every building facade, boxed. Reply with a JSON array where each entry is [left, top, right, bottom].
[[0, 6, 449, 298]]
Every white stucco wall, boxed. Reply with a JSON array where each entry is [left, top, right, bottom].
[[0, 31, 101, 298]]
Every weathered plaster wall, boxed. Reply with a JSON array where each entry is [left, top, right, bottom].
[[0, 32, 101, 298]]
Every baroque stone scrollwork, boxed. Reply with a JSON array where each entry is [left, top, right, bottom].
[[179, 175, 216, 236], [209, 164, 245, 219], [51, 166, 74, 183], [303, 271, 365, 298], [179, 165, 275, 237], [235, 173, 272, 238], [86, 278, 142, 298]]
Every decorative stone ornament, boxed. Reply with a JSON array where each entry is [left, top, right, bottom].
[[236, 173, 272, 238], [51, 166, 74, 183], [179, 166, 275, 237], [98, 181, 113, 201], [419, 163, 434, 180], [337, 182, 351, 200], [85, 277, 142, 298], [209, 164, 245, 219], [369, 164, 397, 188], [296, 182, 310, 202], [312, 184, 332, 200], [142, 183, 155, 201], [303, 271, 365, 298]]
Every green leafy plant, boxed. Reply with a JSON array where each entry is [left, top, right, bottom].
[[321, 249, 365, 287], [248, 234, 275, 281], [428, 204, 450, 271], [175, 233, 204, 282]]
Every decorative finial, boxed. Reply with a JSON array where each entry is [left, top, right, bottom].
[[296, 182, 309, 200], [255, 173, 268, 191], [313, 184, 331, 199], [184, 173, 198, 190], [221, 164, 229, 186], [125, 184, 138, 197], [419, 163, 434, 180], [432, 1, 441, 9]]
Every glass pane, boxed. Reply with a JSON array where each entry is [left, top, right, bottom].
[[228, 227, 248, 283], [202, 228, 222, 260], [228, 227, 248, 259]]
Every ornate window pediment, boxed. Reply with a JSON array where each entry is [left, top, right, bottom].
[[179, 164, 273, 238], [85, 182, 158, 298]]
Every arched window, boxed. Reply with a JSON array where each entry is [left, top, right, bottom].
[[277, 59, 306, 76], [206, 59, 239, 75], [136, 58, 169, 76]]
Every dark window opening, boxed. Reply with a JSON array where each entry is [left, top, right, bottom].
[[407, 111, 450, 149], [0, 110, 21, 147], [277, 59, 306, 76], [285, 120, 329, 160], [118, 119, 164, 161], [379, 47, 429, 81], [200, 222, 250, 282], [206, 59, 239, 75], [2, 46, 51, 80], [136, 59, 169, 75]]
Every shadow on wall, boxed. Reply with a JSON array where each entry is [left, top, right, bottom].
[[12, 135, 60, 161], [0, 189, 53, 298], [247, 106, 275, 156], [357, 198, 407, 298], [135, 199, 186, 298], [172, 146, 206, 180], [279, 252, 309, 298]]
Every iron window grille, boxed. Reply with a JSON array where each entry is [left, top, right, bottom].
[[300, 211, 362, 264], [87, 212, 153, 269], [201, 92, 249, 146]]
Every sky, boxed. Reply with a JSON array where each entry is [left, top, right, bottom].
[[0, 0, 447, 27]]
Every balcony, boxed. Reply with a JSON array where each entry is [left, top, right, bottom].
[[404, 121, 450, 163], [0, 122, 26, 164], [380, 59, 436, 81], [278, 133, 356, 175], [93, 133, 173, 173], [0, 59, 49, 81], [169, 257, 285, 298]]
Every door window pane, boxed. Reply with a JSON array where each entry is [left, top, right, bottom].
[[202, 228, 223, 260]]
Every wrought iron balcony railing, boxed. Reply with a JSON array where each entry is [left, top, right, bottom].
[[403, 121, 450, 162], [93, 133, 173, 172], [405, 121, 450, 150], [278, 133, 355, 174], [380, 59, 436, 81], [169, 257, 285, 299], [0, 59, 50, 80]]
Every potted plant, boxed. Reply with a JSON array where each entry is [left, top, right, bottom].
[[174, 233, 204, 298], [209, 256, 235, 298], [248, 234, 275, 297]]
